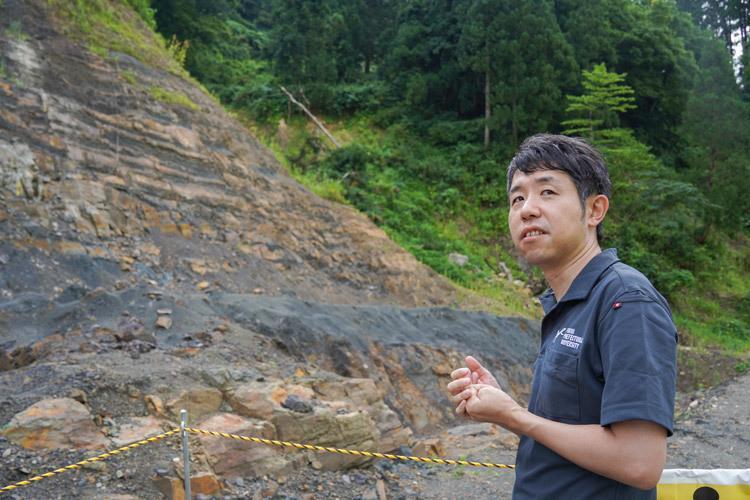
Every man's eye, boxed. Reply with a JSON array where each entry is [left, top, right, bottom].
[[541, 189, 555, 196], [512, 196, 524, 204]]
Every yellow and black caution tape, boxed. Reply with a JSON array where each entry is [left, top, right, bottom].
[[0, 428, 179, 494], [185, 427, 515, 470], [1, 425, 514, 494]]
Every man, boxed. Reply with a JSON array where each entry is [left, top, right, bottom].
[[448, 134, 677, 499]]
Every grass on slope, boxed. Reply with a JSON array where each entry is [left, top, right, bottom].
[[46, 0, 186, 77], [244, 114, 541, 319]]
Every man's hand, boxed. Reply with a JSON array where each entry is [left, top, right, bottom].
[[447, 355, 501, 417], [463, 384, 523, 427]]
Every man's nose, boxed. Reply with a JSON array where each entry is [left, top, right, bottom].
[[520, 196, 541, 219]]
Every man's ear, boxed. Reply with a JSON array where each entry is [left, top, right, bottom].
[[587, 194, 609, 229]]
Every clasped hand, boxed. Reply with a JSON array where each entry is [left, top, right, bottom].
[[446, 355, 522, 428]]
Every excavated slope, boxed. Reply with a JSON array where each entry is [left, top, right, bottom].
[[0, 2, 539, 497]]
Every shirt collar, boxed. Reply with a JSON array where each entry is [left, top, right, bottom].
[[539, 248, 620, 314]]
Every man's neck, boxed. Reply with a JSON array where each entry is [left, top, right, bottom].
[[543, 241, 602, 301]]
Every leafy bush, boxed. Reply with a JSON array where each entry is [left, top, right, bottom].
[[600, 129, 709, 298]]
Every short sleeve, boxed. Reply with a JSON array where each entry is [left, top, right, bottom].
[[597, 291, 678, 436]]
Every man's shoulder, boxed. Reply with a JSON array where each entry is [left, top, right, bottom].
[[597, 260, 670, 309]]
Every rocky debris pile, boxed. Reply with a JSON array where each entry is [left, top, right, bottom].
[[0, 292, 538, 498], [1, 291, 539, 431]]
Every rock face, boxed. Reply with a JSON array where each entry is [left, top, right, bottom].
[[0, 1, 542, 498], [213, 296, 538, 433], [0, 0, 458, 359], [1, 398, 110, 450]]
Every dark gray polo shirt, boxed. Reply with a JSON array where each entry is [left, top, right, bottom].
[[513, 249, 677, 500]]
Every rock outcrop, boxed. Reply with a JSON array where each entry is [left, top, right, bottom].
[[0, 1, 540, 498]]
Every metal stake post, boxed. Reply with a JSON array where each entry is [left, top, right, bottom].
[[180, 409, 191, 499]]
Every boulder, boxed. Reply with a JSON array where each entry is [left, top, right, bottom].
[[272, 407, 378, 470], [166, 386, 223, 420], [413, 437, 444, 458], [197, 413, 292, 478], [368, 402, 413, 453], [190, 472, 222, 496], [448, 252, 469, 266], [144, 394, 165, 416], [309, 376, 382, 406], [152, 476, 184, 500], [1, 398, 110, 450], [111, 416, 168, 447], [226, 381, 314, 420]]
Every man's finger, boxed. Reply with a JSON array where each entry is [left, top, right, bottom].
[[450, 367, 470, 380], [450, 388, 473, 405], [455, 399, 467, 416], [446, 377, 470, 394], [465, 355, 488, 375]]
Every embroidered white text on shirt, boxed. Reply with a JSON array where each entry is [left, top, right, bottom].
[[555, 327, 582, 350]]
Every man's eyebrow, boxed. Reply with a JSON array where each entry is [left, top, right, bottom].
[[509, 174, 560, 193], [533, 175, 559, 185]]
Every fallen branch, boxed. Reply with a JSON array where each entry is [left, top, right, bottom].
[[280, 86, 341, 149]]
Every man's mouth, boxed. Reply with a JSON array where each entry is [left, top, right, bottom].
[[521, 229, 546, 240]]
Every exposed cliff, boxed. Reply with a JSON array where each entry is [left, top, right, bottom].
[[0, 1, 538, 498]]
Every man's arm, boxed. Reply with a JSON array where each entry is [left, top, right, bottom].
[[457, 383, 667, 490]]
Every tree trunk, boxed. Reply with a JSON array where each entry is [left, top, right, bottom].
[[511, 98, 519, 148], [706, 147, 718, 194], [697, 147, 719, 244], [484, 71, 491, 150]]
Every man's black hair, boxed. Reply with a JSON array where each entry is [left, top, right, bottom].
[[507, 133, 612, 242]]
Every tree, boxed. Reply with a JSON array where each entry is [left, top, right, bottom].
[[600, 129, 710, 297], [340, 0, 396, 76], [615, 1, 697, 158], [381, 0, 474, 117], [680, 0, 750, 55], [562, 63, 635, 140], [266, 0, 337, 85], [554, 0, 623, 68], [679, 35, 750, 233], [456, 0, 578, 147], [456, 0, 503, 149]]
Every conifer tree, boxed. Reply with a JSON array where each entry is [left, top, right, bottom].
[[680, 37, 750, 232], [562, 63, 635, 139], [457, 0, 577, 147]]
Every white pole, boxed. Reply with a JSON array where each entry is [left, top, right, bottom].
[[180, 409, 191, 499]]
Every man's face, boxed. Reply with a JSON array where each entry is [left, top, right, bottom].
[[508, 169, 592, 271]]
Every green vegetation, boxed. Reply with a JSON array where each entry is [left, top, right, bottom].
[[0, 62, 7, 80], [148, 85, 198, 110], [133, 1, 750, 362], [5, 20, 29, 41], [562, 64, 636, 139], [46, 0, 185, 76], [120, 68, 137, 85]]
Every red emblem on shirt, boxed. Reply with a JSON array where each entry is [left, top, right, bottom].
[[613, 302, 622, 309]]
